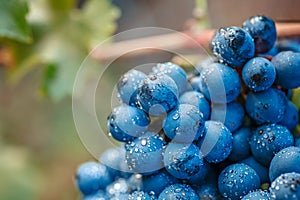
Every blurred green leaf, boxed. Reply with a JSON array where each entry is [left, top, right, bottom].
[[0, 0, 32, 43], [39, 0, 119, 100], [41, 63, 57, 96], [76, 0, 120, 47], [6, 0, 119, 100]]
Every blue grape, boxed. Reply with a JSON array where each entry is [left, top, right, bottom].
[[137, 74, 179, 116], [99, 146, 132, 179], [152, 62, 187, 95], [188, 161, 211, 184], [228, 127, 252, 161], [241, 156, 269, 183], [125, 133, 166, 175], [211, 26, 255, 67], [279, 101, 299, 131], [128, 191, 157, 200], [179, 91, 210, 120], [243, 15, 277, 53], [127, 173, 143, 192], [163, 104, 205, 143], [270, 172, 300, 200], [82, 190, 108, 200], [241, 190, 271, 200], [76, 162, 112, 195], [164, 143, 205, 179], [218, 163, 261, 200], [106, 178, 130, 198], [117, 69, 147, 106], [272, 51, 300, 88], [245, 88, 288, 124], [199, 63, 241, 104], [242, 57, 276, 92], [277, 39, 300, 52], [258, 45, 279, 57], [197, 120, 233, 163], [188, 76, 201, 92], [250, 123, 294, 166], [158, 184, 199, 200], [296, 137, 300, 147], [142, 169, 177, 196], [269, 146, 300, 181], [194, 183, 222, 200], [210, 101, 245, 132], [193, 56, 215, 76], [110, 193, 129, 200], [107, 105, 149, 142]]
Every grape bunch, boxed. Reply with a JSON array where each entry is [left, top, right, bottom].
[[75, 15, 300, 200]]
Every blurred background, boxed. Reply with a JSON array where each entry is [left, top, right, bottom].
[[0, 0, 299, 199]]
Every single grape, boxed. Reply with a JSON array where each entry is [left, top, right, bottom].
[[272, 51, 300, 88], [163, 104, 205, 143], [270, 172, 300, 200], [137, 74, 179, 116], [211, 26, 255, 67], [164, 143, 206, 179], [243, 15, 277, 53], [245, 88, 288, 124], [179, 91, 210, 120], [197, 120, 233, 163], [158, 184, 199, 200], [269, 146, 300, 181], [218, 163, 261, 200], [199, 63, 241, 104], [107, 105, 149, 142], [76, 162, 112, 195], [250, 123, 294, 166], [242, 57, 276, 92], [117, 69, 147, 106], [125, 133, 166, 175]]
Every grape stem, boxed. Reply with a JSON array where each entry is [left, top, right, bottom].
[[91, 22, 300, 61]]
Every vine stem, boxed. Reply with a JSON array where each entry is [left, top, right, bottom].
[[91, 22, 300, 61]]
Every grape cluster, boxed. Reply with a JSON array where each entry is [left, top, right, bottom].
[[75, 15, 300, 199]]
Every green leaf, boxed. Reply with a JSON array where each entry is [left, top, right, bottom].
[[37, 0, 119, 100], [76, 0, 120, 47], [0, 0, 32, 43], [6, 0, 119, 100], [41, 63, 57, 96]]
